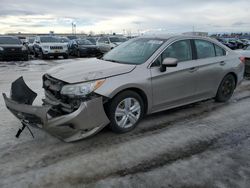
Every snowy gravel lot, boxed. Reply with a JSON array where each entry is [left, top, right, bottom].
[[0, 59, 250, 188]]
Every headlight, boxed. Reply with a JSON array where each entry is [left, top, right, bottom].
[[0, 47, 3, 51], [21, 46, 27, 51], [61, 79, 105, 97]]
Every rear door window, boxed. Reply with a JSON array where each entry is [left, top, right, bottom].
[[194, 40, 216, 59], [214, 45, 226, 56]]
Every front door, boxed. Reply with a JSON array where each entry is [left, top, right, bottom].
[[150, 39, 200, 112]]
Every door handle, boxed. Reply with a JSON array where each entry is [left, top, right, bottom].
[[220, 61, 226, 66], [189, 67, 198, 72]]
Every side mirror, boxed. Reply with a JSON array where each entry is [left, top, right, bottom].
[[160, 58, 178, 72], [36, 41, 40, 44]]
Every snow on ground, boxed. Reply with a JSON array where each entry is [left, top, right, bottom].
[[0, 59, 249, 188]]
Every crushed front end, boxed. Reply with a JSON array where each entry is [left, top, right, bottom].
[[3, 75, 110, 142]]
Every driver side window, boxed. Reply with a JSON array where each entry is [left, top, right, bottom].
[[152, 40, 192, 67]]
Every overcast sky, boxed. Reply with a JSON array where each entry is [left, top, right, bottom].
[[0, 0, 250, 35]]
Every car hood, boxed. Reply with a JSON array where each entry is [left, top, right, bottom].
[[47, 58, 136, 83]]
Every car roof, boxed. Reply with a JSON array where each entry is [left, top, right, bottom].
[[139, 34, 213, 41]]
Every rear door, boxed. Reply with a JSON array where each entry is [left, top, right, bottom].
[[150, 39, 200, 112], [192, 39, 227, 98]]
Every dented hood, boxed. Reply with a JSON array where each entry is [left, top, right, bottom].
[[47, 58, 136, 83]]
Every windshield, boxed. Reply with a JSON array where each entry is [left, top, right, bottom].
[[40, 37, 59, 43], [0, 37, 21, 45], [77, 39, 93, 45], [102, 38, 164, 65]]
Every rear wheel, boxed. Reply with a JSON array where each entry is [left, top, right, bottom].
[[215, 74, 236, 102], [107, 90, 144, 133], [63, 54, 68, 59]]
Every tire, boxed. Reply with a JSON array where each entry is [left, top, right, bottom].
[[215, 74, 236, 102], [63, 54, 69, 59], [41, 53, 48, 60], [106, 90, 144, 133]]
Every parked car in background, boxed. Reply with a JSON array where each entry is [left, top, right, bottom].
[[58, 37, 70, 45], [227, 38, 246, 49], [33, 36, 69, 59], [25, 37, 35, 54], [0, 36, 28, 61], [68, 39, 101, 57], [235, 45, 250, 77], [85, 37, 97, 45], [217, 38, 237, 49], [17, 36, 26, 44], [3, 35, 244, 142], [96, 36, 127, 53], [240, 39, 250, 47]]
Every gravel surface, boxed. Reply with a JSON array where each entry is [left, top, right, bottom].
[[0, 59, 249, 188]]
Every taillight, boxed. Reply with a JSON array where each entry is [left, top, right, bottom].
[[239, 56, 245, 63]]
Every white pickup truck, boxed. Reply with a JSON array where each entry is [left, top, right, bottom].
[[33, 36, 69, 59]]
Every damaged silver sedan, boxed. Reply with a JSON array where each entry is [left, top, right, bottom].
[[3, 35, 245, 142]]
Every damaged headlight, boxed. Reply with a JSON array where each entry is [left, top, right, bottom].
[[60, 79, 105, 97]]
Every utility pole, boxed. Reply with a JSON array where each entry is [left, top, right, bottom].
[[72, 22, 76, 35]]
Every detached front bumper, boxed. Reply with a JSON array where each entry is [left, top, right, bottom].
[[3, 77, 110, 142]]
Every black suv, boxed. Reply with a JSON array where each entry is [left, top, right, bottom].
[[0, 36, 28, 61]]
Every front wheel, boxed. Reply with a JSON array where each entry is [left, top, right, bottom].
[[215, 74, 236, 102], [107, 90, 144, 133]]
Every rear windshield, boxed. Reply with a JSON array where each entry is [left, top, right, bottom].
[[0, 37, 21, 44], [40, 37, 59, 43]]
